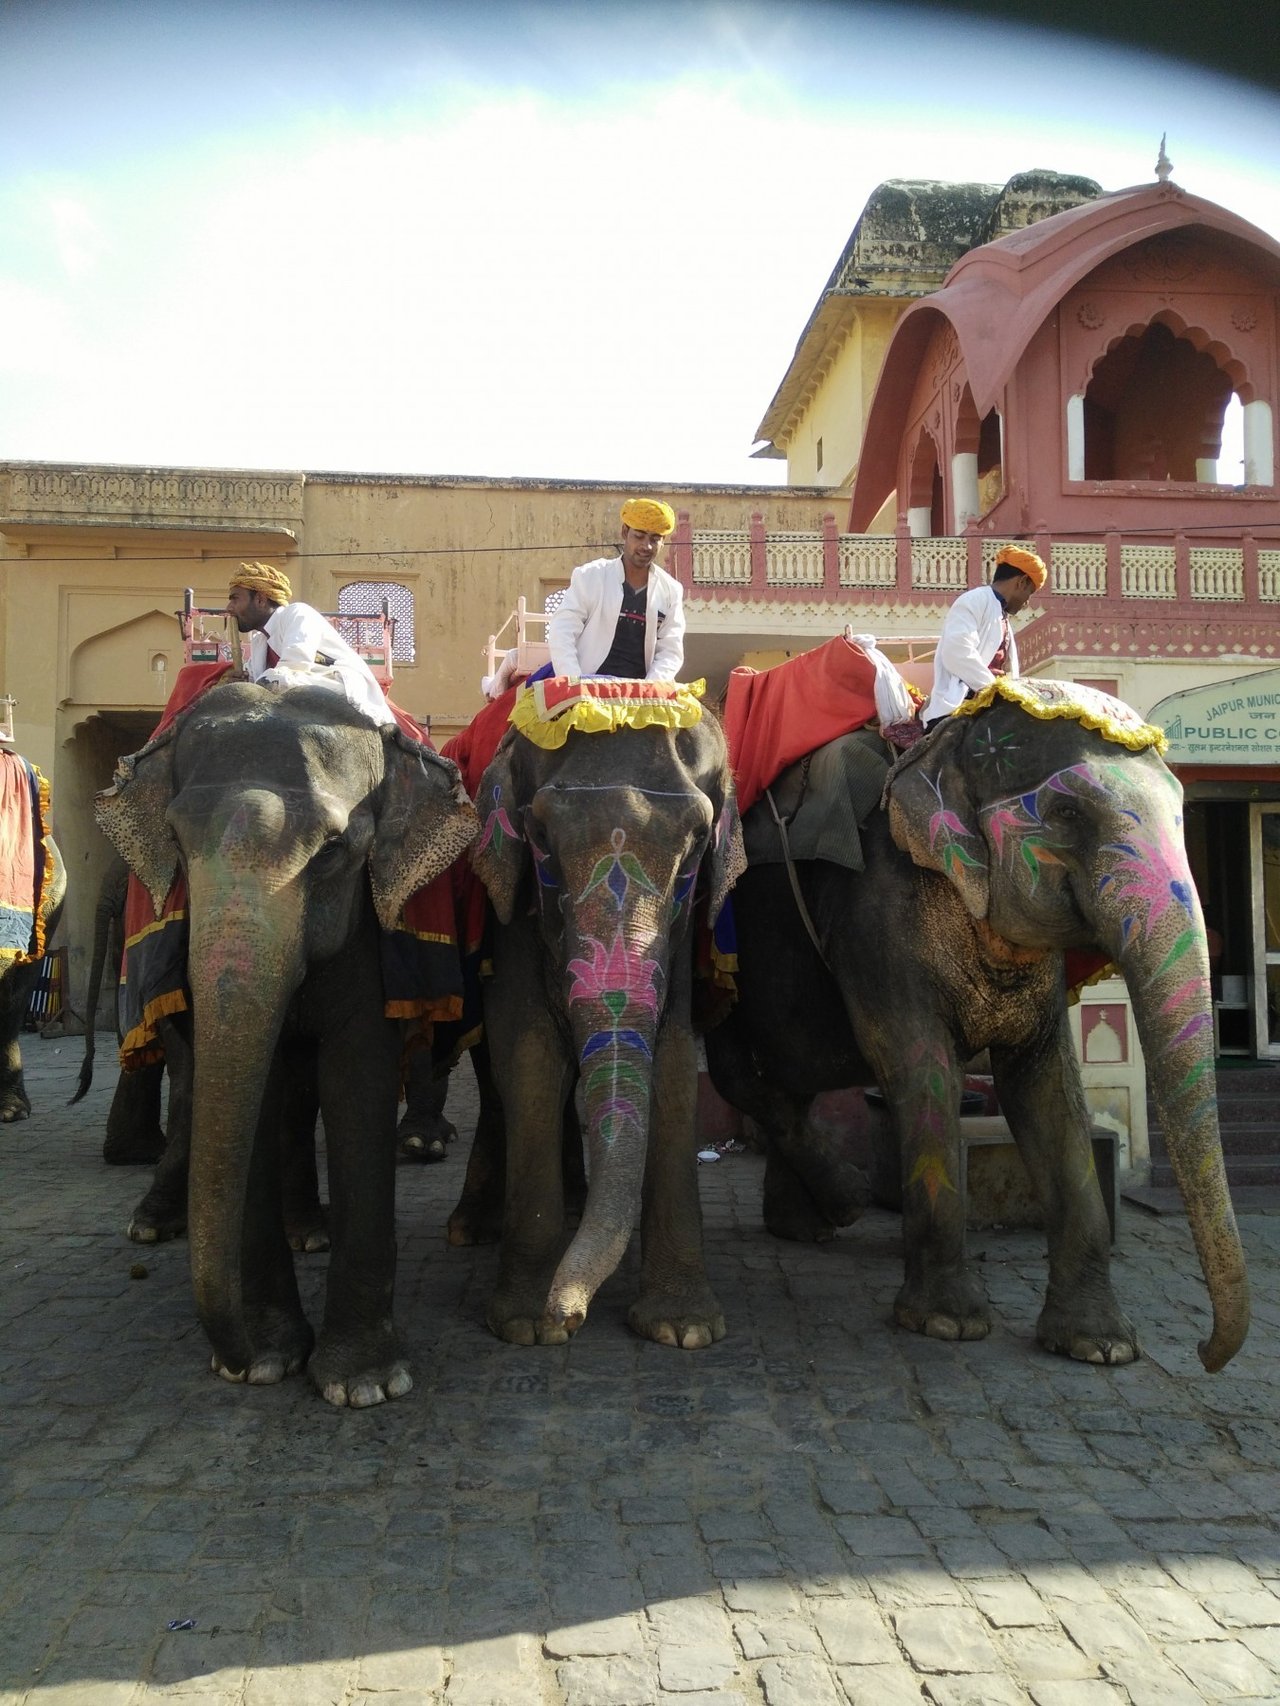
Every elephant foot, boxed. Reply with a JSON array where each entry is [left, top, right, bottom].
[[629, 1283, 726, 1350], [396, 1088, 457, 1163], [447, 1193, 503, 1247], [1037, 1297, 1139, 1366], [284, 1204, 330, 1254], [486, 1268, 570, 1346], [0, 1088, 31, 1123], [894, 1272, 991, 1342], [210, 1308, 315, 1387], [397, 1123, 454, 1164], [103, 1126, 167, 1166], [309, 1325, 413, 1408], [127, 1188, 186, 1244], [763, 1170, 840, 1243]]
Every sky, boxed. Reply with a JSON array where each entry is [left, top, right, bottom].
[[2, 0, 1279, 489]]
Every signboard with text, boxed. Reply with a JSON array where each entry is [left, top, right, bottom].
[[1148, 668, 1280, 765]]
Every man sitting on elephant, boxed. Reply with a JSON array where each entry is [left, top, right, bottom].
[[922, 543, 1046, 725], [547, 498, 685, 682], [225, 562, 395, 727]]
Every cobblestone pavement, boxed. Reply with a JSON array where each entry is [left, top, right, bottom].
[[4, 1037, 1280, 1706]]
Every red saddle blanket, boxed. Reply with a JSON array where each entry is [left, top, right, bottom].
[[0, 751, 53, 968], [723, 635, 880, 816]]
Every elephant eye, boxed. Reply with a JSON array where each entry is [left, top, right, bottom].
[[313, 834, 348, 866], [1050, 802, 1087, 831]]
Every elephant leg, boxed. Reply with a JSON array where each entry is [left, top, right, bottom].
[[278, 1035, 328, 1253], [397, 1047, 456, 1163], [214, 1054, 313, 1387], [309, 1003, 409, 1407], [705, 1007, 863, 1242], [447, 1038, 505, 1246], [0, 959, 40, 1122], [762, 1140, 840, 1245], [448, 1041, 584, 1247], [992, 1031, 1137, 1365], [878, 1047, 990, 1342], [127, 1018, 193, 1244], [102, 1062, 167, 1165], [629, 990, 725, 1350]]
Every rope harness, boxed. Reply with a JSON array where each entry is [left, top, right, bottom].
[[762, 753, 832, 972]]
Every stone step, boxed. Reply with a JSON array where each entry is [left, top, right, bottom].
[[1150, 1124, 1280, 1158], [1149, 1153, 1280, 1189], [1212, 1084, 1280, 1108]]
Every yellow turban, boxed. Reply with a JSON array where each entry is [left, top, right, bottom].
[[229, 562, 293, 606], [995, 544, 1047, 589], [620, 498, 676, 536]]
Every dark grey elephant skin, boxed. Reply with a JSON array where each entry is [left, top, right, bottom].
[[707, 696, 1249, 1373], [96, 682, 478, 1408], [473, 714, 744, 1349], [125, 1025, 329, 1256], [71, 850, 167, 1164], [0, 775, 65, 1124]]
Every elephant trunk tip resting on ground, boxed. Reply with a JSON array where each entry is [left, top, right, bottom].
[[95, 681, 478, 1408], [470, 710, 743, 1351], [708, 682, 1248, 1373]]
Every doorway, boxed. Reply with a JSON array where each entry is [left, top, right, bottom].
[[1251, 804, 1280, 1057]]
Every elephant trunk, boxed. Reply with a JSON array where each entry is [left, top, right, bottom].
[[545, 920, 667, 1330], [184, 866, 305, 1374], [1100, 879, 1249, 1371]]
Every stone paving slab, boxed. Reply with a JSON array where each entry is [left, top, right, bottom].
[[2, 1037, 1280, 1703]]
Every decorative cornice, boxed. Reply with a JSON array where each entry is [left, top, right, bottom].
[[686, 593, 952, 628], [2, 464, 304, 530], [1019, 610, 1280, 670]]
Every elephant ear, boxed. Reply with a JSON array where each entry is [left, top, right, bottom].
[[369, 729, 479, 932], [885, 718, 990, 920], [472, 735, 529, 926], [706, 787, 747, 926], [94, 726, 181, 918]]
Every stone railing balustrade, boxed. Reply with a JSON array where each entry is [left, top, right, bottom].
[[675, 512, 1278, 606]]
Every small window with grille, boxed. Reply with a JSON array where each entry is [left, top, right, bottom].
[[337, 581, 415, 664]]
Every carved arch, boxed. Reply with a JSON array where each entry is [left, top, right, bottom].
[[1085, 307, 1253, 402], [68, 609, 180, 708]]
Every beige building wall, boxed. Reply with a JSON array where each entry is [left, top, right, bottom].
[[781, 303, 904, 493]]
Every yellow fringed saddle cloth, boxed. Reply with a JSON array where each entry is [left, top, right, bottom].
[[956, 677, 1168, 755], [510, 675, 706, 751]]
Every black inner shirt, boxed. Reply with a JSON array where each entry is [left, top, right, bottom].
[[596, 579, 648, 677]]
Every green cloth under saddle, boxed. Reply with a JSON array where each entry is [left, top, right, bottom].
[[741, 727, 890, 873]]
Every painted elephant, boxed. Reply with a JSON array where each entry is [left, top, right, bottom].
[[706, 682, 1249, 1373], [70, 851, 169, 1164], [473, 712, 743, 1348], [96, 681, 478, 1406], [0, 750, 65, 1124]]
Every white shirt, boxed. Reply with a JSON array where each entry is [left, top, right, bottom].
[[248, 602, 395, 727], [546, 557, 685, 680], [922, 584, 1019, 724]]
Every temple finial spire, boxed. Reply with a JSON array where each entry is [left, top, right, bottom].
[[1155, 134, 1173, 183]]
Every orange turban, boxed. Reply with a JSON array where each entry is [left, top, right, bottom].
[[229, 562, 293, 606], [995, 544, 1047, 589], [620, 498, 676, 536]]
